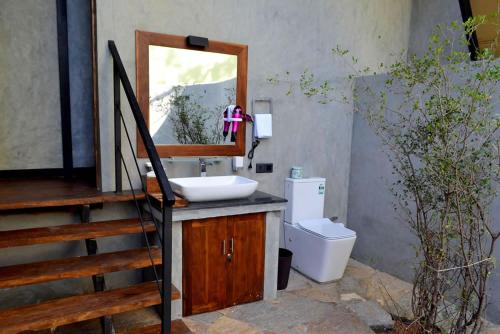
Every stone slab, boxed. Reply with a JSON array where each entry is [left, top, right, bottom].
[[344, 300, 394, 330]]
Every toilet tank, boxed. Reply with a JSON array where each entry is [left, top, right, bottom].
[[284, 177, 326, 224]]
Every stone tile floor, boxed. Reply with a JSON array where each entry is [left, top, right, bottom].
[[33, 259, 500, 333], [183, 259, 400, 333], [184, 259, 500, 333]]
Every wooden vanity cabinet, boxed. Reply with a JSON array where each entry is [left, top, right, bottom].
[[182, 213, 265, 316]]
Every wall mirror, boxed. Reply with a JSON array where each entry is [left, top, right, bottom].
[[136, 31, 248, 157]]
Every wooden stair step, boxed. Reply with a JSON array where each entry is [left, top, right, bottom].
[[0, 177, 145, 210], [120, 320, 193, 334], [0, 247, 162, 288], [0, 218, 156, 248], [0, 281, 180, 334]]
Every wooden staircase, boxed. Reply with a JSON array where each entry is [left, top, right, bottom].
[[0, 35, 185, 334], [0, 179, 190, 334]]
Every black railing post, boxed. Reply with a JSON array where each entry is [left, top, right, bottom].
[[113, 61, 122, 192], [162, 206, 173, 334]]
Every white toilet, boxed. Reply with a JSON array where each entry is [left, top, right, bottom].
[[283, 177, 356, 283]]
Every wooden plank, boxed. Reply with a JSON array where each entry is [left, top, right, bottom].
[[0, 178, 145, 211], [90, 0, 101, 189], [227, 213, 265, 306], [0, 219, 156, 248], [0, 190, 145, 210], [470, 0, 500, 57], [148, 193, 188, 209], [143, 175, 189, 208], [120, 320, 192, 334], [182, 217, 228, 316], [182, 214, 265, 316], [0, 247, 162, 288], [0, 281, 180, 334]]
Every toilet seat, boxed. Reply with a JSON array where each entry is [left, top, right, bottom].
[[297, 218, 356, 240]]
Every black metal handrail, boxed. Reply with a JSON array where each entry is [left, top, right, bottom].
[[108, 40, 175, 334]]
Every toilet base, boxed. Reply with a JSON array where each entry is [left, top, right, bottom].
[[291, 267, 341, 284], [284, 223, 356, 283]]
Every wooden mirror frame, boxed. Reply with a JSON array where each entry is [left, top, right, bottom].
[[136, 31, 248, 157]]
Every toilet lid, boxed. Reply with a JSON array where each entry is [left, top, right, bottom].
[[298, 218, 356, 240]]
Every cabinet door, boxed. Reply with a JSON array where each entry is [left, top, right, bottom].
[[227, 213, 266, 306], [182, 217, 228, 316]]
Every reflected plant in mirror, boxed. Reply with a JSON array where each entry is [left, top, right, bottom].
[[157, 86, 235, 144], [148, 45, 237, 145]]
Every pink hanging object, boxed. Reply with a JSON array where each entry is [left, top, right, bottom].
[[230, 105, 243, 142], [222, 105, 235, 142]]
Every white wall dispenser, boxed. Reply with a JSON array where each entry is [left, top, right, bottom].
[[232, 156, 244, 172], [252, 98, 273, 139]]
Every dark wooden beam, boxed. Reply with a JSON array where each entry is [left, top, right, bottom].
[[458, 0, 480, 61], [56, 0, 73, 177], [90, 0, 102, 189], [0, 167, 94, 179]]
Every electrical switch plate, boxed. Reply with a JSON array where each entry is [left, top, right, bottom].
[[256, 163, 273, 173]]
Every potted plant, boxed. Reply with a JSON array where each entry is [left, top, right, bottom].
[[274, 18, 499, 333]]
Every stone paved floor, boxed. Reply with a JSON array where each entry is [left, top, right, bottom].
[[184, 259, 500, 333], [31, 259, 500, 333], [183, 259, 401, 333]]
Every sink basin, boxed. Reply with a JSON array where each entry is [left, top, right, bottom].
[[168, 176, 258, 202]]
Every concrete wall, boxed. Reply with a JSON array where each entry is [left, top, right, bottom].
[[0, 0, 94, 170], [408, 0, 468, 57], [96, 0, 412, 222], [0, 1, 62, 169], [348, 75, 419, 280]]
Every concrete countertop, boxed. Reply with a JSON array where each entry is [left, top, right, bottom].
[[173, 190, 286, 211], [172, 190, 286, 221], [148, 190, 287, 221]]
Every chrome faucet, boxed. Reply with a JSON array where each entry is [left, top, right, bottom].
[[199, 158, 207, 177]]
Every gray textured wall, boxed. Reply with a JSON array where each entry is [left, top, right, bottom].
[[408, 0, 467, 57], [348, 75, 420, 280], [0, 0, 63, 169], [96, 0, 412, 222], [0, 0, 94, 170]]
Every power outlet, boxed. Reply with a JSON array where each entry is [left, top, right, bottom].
[[256, 163, 273, 173]]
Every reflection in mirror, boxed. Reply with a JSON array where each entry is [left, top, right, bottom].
[[149, 46, 237, 145]]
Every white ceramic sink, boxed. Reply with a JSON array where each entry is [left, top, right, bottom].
[[168, 176, 258, 202]]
